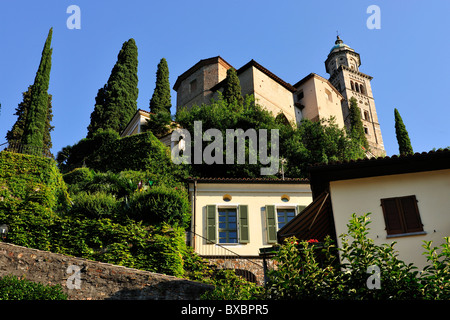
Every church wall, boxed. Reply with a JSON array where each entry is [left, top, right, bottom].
[[251, 66, 296, 122]]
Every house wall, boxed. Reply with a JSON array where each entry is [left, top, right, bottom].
[[329, 169, 450, 270], [189, 182, 312, 257]]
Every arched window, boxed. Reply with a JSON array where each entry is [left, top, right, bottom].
[[360, 84, 365, 95], [350, 81, 355, 91], [364, 110, 370, 121], [355, 83, 360, 93]]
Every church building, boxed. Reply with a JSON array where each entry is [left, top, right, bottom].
[[173, 36, 385, 156]]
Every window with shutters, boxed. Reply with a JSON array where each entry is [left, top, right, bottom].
[[277, 208, 295, 229], [218, 208, 238, 244], [266, 205, 307, 244], [206, 205, 249, 244], [380, 195, 424, 236]]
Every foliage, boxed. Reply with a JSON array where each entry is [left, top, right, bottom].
[[142, 110, 177, 138], [394, 108, 414, 156], [348, 97, 369, 150], [0, 275, 67, 300], [127, 185, 191, 228], [86, 39, 139, 137], [176, 95, 365, 179], [420, 237, 450, 299], [284, 117, 365, 177], [149, 58, 172, 114], [223, 67, 243, 105], [0, 151, 70, 211], [21, 28, 53, 154], [263, 213, 450, 300], [5, 85, 54, 157]]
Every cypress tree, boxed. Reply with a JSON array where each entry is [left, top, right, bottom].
[[21, 28, 53, 154], [149, 58, 171, 114], [6, 87, 54, 156], [394, 108, 413, 156], [223, 68, 243, 105], [348, 97, 369, 150], [86, 39, 139, 137]]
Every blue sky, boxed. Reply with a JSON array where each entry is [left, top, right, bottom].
[[0, 0, 449, 157]]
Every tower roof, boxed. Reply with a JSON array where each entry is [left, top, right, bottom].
[[329, 36, 354, 53]]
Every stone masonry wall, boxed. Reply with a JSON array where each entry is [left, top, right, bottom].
[[0, 242, 212, 300]]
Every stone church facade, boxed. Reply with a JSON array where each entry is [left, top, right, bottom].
[[173, 36, 385, 156]]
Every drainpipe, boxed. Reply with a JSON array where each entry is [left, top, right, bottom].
[[192, 180, 197, 251]]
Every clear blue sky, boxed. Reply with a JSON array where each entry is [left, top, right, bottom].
[[0, 0, 449, 157]]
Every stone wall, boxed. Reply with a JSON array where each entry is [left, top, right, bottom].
[[0, 242, 212, 300]]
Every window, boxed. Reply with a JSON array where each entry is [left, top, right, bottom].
[[189, 79, 197, 93], [218, 208, 238, 243], [380, 195, 424, 236], [350, 81, 355, 91], [277, 208, 295, 230], [364, 110, 370, 121], [325, 88, 333, 102], [297, 91, 304, 100], [360, 84, 365, 95], [363, 126, 369, 135], [205, 205, 249, 244]]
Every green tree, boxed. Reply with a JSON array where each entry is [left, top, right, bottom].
[[6, 86, 54, 157], [149, 58, 171, 114], [21, 28, 53, 154], [223, 68, 243, 105], [348, 97, 369, 150], [86, 39, 139, 137], [394, 108, 413, 156]]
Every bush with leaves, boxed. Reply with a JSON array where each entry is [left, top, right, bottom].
[[0, 275, 67, 300], [264, 213, 450, 300]]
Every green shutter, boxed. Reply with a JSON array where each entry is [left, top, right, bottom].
[[266, 205, 277, 244], [206, 205, 216, 243], [297, 205, 306, 215], [238, 205, 249, 243]]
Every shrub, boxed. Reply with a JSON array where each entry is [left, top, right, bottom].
[[69, 191, 120, 219], [127, 185, 191, 228], [0, 275, 67, 300]]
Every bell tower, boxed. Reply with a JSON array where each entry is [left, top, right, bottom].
[[325, 36, 385, 157]]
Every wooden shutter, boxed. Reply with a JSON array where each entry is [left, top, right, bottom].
[[381, 195, 423, 235], [381, 198, 403, 235], [266, 205, 277, 244], [297, 205, 307, 215], [238, 205, 249, 243], [400, 196, 423, 233], [206, 205, 216, 243]]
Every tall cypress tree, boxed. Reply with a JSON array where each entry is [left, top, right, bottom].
[[21, 28, 53, 153], [223, 67, 243, 105], [394, 108, 413, 156], [6, 85, 54, 156], [86, 39, 139, 137], [149, 58, 171, 114], [348, 97, 369, 150]]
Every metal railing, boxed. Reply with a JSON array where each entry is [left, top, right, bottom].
[[186, 230, 266, 284], [1, 141, 53, 158]]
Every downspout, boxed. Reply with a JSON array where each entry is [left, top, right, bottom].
[[192, 180, 197, 251]]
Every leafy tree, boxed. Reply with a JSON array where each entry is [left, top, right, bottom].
[[348, 97, 369, 150], [86, 39, 139, 137], [223, 67, 243, 105], [394, 108, 413, 156], [142, 110, 176, 138], [21, 28, 53, 154], [149, 58, 171, 114]]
